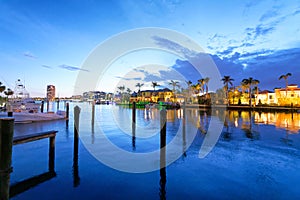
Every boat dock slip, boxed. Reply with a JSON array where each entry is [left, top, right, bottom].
[[0, 112, 65, 124]]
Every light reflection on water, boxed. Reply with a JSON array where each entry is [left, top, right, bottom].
[[10, 103, 300, 199]]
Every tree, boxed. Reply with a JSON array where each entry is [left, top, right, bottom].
[[221, 76, 234, 105], [242, 77, 259, 107], [4, 88, 14, 101], [253, 86, 259, 105], [204, 77, 210, 98], [197, 78, 205, 95], [0, 82, 6, 105], [169, 80, 180, 102], [135, 83, 144, 92], [185, 80, 193, 102], [279, 73, 292, 97], [151, 81, 159, 91], [0, 82, 5, 93], [117, 85, 125, 102]]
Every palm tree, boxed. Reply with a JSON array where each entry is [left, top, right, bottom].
[[185, 80, 192, 102], [117, 85, 125, 102], [151, 81, 159, 91], [204, 77, 210, 98], [135, 83, 144, 92], [253, 86, 259, 105], [221, 76, 234, 105], [279, 73, 292, 96], [169, 80, 180, 102], [197, 79, 205, 95], [242, 77, 260, 107]]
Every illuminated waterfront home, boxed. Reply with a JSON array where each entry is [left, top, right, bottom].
[[254, 84, 300, 106], [275, 84, 300, 106], [133, 88, 174, 103]]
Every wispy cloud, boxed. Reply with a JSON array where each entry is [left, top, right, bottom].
[[23, 51, 37, 59], [293, 9, 300, 16], [259, 7, 280, 22], [245, 24, 275, 40], [41, 65, 52, 69], [115, 76, 142, 81], [152, 36, 198, 58], [58, 64, 89, 72]]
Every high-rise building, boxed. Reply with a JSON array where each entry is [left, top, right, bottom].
[[47, 85, 56, 101]]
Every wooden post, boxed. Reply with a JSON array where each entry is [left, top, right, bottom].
[[0, 118, 14, 200], [132, 102, 136, 125], [160, 109, 167, 168], [159, 109, 167, 200], [46, 100, 49, 112], [132, 102, 136, 150], [57, 99, 60, 111], [49, 136, 55, 172], [41, 101, 44, 113], [66, 103, 69, 119], [91, 101, 95, 126], [159, 166, 166, 200], [74, 106, 80, 155], [182, 101, 187, 157], [7, 103, 13, 117], [73, 106, 81, 187]]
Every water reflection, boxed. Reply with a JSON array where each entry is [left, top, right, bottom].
[[10, 103, 300, 199], [255, 112, 300, 133]]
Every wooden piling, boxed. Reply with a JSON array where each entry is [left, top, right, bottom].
[[160, 109, 167, 149], [160, 109, 167, 169], [46, 100, 49, 112], [57, 99, 60, 111], [7, 103, 13, 117], [73, 106, 80, 163], [91, 101, 95, 125], [49, 136, 55, 172], [132, 102, 136, 124], [182, 101, 187, 157], [73, 106, 81, 187], [159, 109, 167, 200], [41, 101, 44, 113], [0, 118, 14, 200], [131, 102, 136, 150], [66, 103, 69, 120]]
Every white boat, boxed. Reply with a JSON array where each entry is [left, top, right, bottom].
[[9, 79, 41, 113]]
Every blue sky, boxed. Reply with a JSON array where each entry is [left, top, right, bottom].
[[0, 0, 299, 97]]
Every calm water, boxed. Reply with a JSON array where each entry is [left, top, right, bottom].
[[10, 102, 300, 199]]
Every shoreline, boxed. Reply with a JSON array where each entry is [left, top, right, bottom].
[[184, 103, 300, 112]]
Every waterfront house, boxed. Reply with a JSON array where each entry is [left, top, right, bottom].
[[255, 90, 277, 105], [132, 88, 174, 103], [275, 84, 300, 106]]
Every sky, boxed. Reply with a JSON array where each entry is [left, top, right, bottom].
[[0, 0, 300, 97]]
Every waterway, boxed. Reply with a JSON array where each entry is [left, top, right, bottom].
[[10, 102, 300, 199]]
